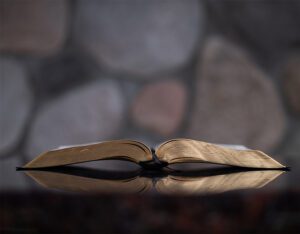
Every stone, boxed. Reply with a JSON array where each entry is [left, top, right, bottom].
[[207, 1, 300, 59], [0, 156, 29, 191], [74, 0, 203, 76], [276, 124, 300, 188], [131, 80, 187, 136], [278, 124, 300, 166], [0, 0, 68, 55], [187, 37, 286, 152], [281, 55, 300, 116], [32, 51, 92, 98], [26, 80, 125, 157], [0, 58, 32, 155]]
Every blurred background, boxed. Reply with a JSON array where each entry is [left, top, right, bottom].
[[1, 1, 300, 233], [1, 0, 300, 189]]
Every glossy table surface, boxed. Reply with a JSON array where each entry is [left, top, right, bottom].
[[1, 159, 300, 234]]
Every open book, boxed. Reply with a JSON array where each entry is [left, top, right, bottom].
[[22, 139, 286, 169], [22, 166, 285, 195]]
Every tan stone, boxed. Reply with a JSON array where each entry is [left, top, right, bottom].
[[131, 80, 187, 136], [0, 0, 68, 55], [187, 37, 286, 152]]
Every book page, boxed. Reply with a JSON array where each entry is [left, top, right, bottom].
[[156, 139, 285, 168], [23, 140, 152, 168]]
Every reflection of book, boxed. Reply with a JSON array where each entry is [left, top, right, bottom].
[[22, 139, 286, 169], [22, 167, 285, 195]]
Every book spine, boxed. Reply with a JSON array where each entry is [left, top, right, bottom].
[[138, 148, 168, 170]]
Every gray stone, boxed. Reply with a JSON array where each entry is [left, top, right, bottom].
[[32, 51, 92, 98], [131, 80, 187, 136], [74, 0, 203, 76], [0, 156, 29, 191], [0, 0, 68, 55], [277, 124, 300, 187], [0, 58, 32, 155], [281, 55, 300, 116], [187, 37, 286, 152], [207, 1, 300, 59], [26, 80, 125, 158], [278, 124, 300, 162]]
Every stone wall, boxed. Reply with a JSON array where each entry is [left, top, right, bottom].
[[1, 0, 300, 189]]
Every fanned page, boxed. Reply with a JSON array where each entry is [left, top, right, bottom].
[[155, 170, 284, 195], [23, 140, 152, 168], [156, 139, 285, 169]]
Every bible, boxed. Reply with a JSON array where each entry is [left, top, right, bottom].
[[22, 138, 286, 169]]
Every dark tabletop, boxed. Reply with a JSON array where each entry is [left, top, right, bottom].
[[1, 160, 300, 234]]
